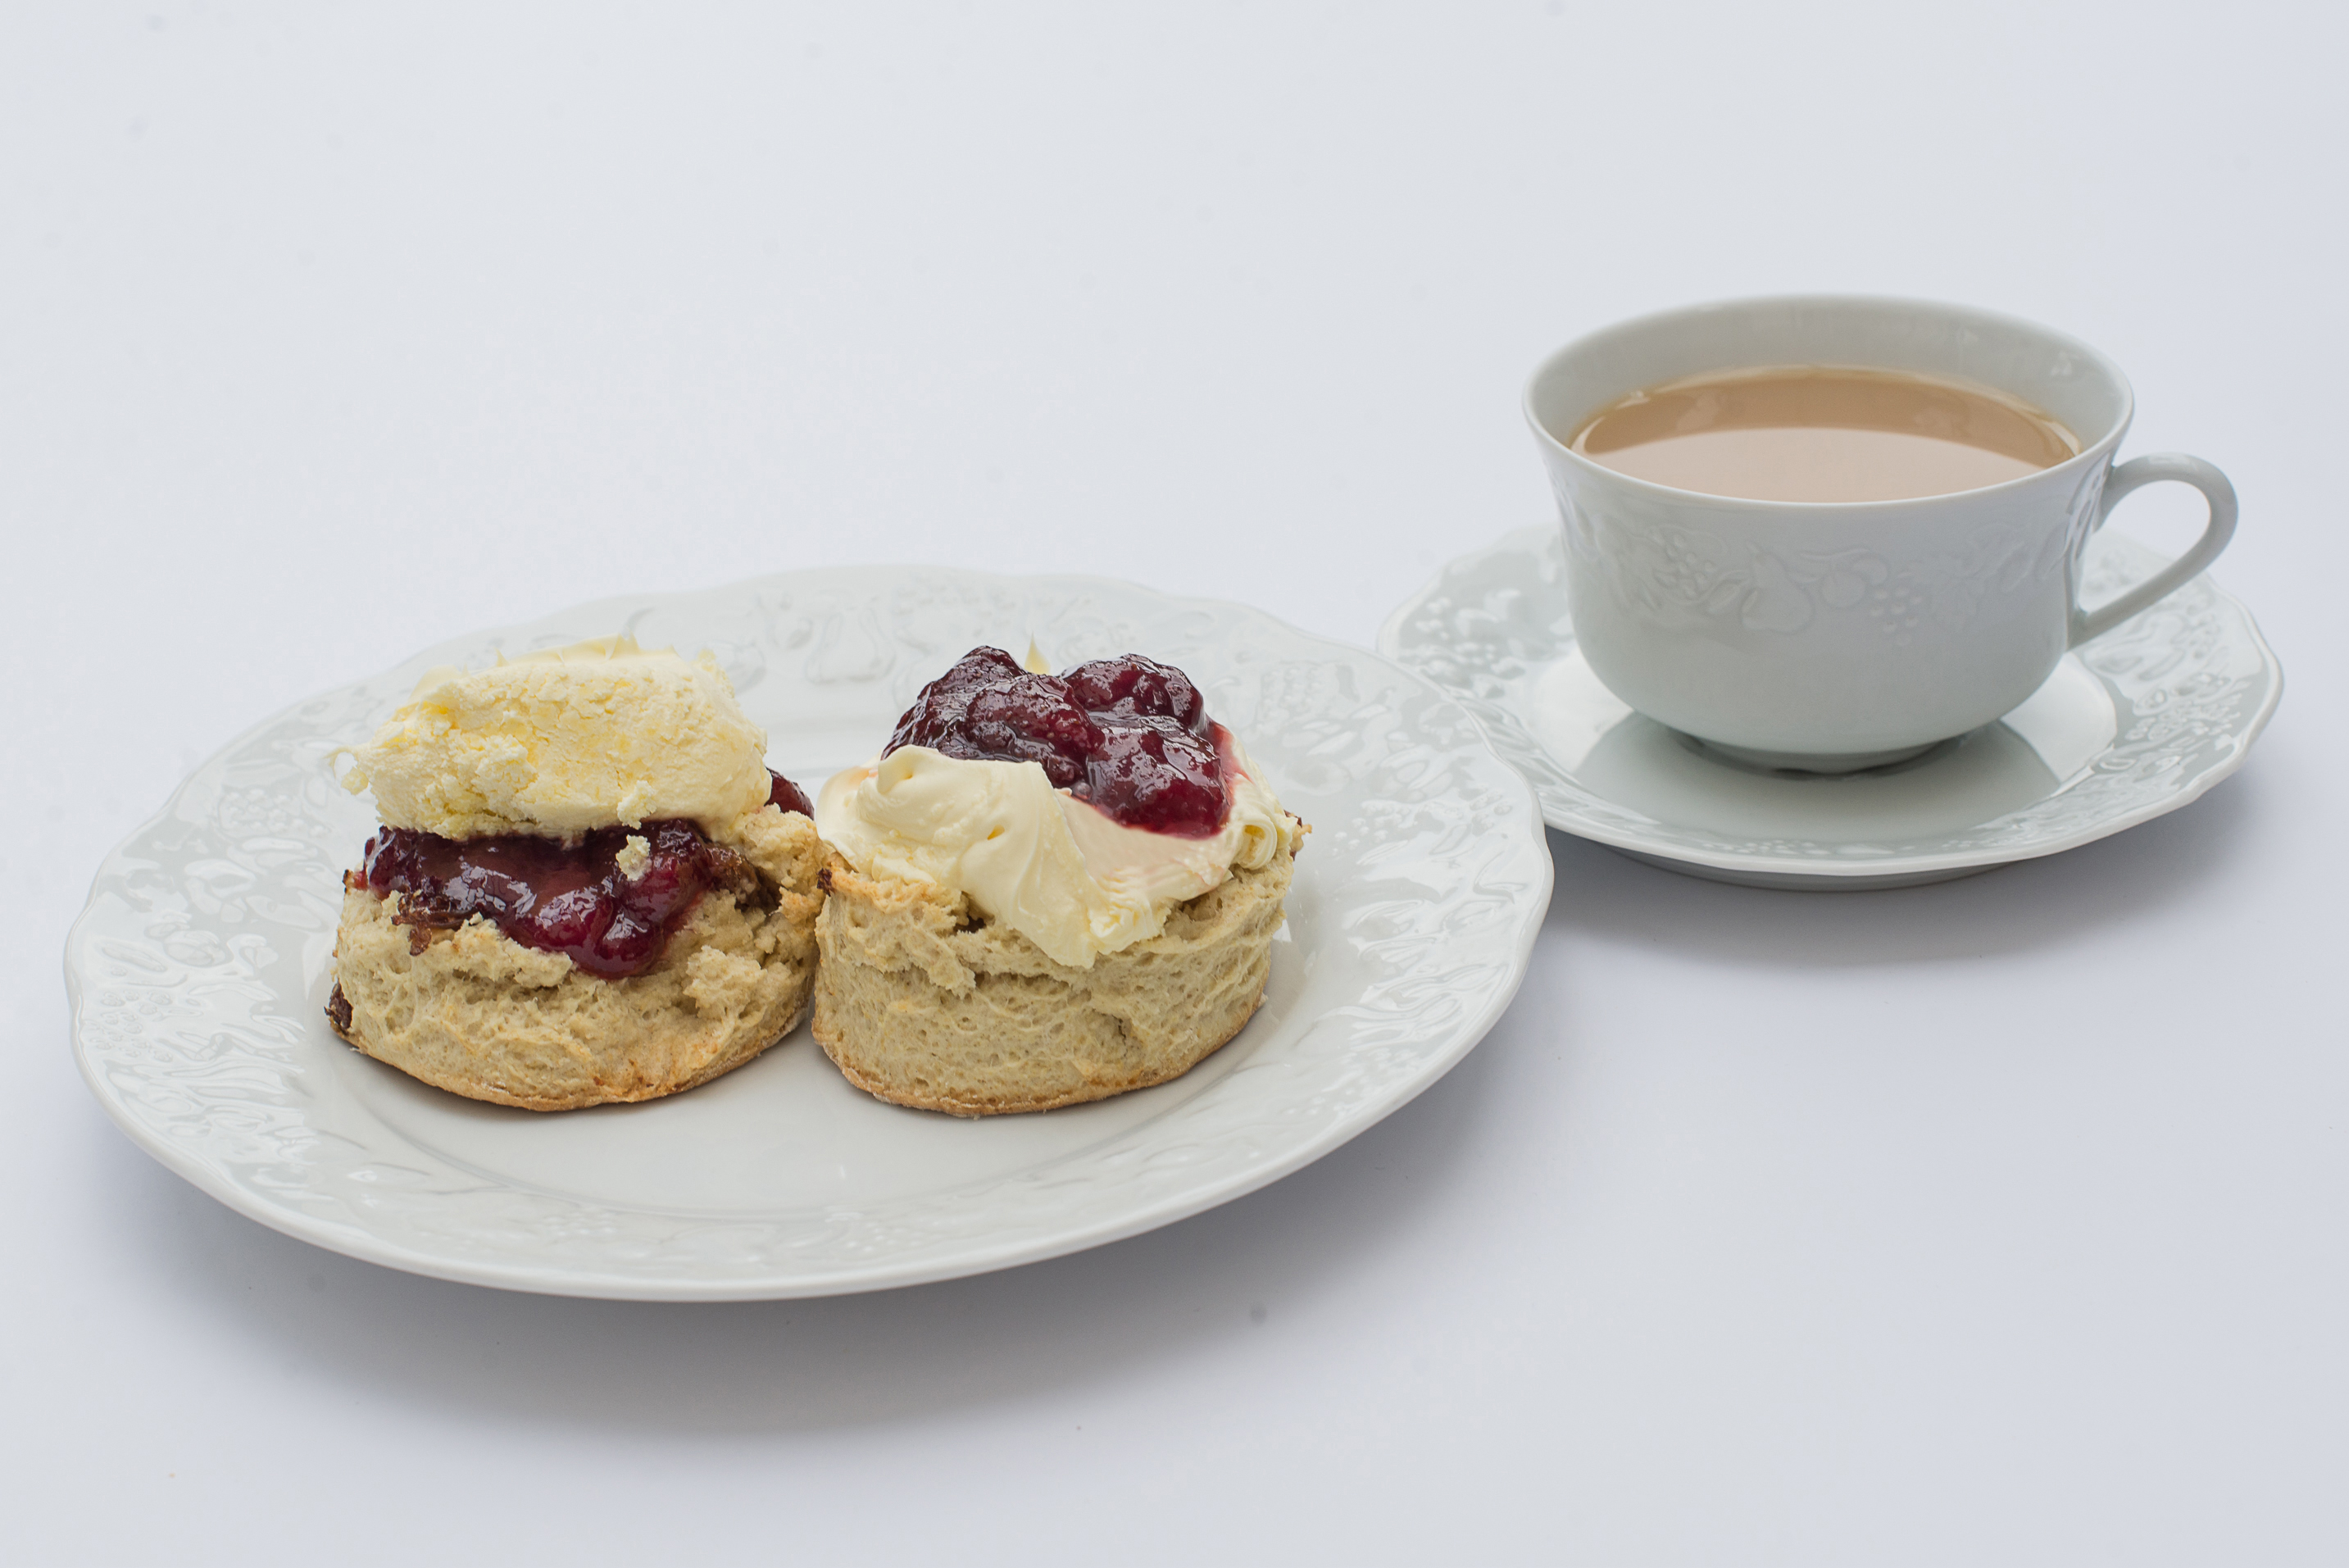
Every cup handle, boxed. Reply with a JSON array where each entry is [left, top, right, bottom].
[[2069, 454, 2239, 647]]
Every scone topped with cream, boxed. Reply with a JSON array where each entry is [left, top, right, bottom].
[[328, 636, 825, 1111], [812, 647, 1306, 1115]]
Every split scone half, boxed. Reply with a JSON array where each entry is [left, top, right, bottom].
[[811, 647, 1306, 1116], [326, 636, 825, 1112]]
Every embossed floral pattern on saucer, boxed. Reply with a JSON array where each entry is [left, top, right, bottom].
[[67, 566, 1551, 1300], [1379, 528, 2281, 890]]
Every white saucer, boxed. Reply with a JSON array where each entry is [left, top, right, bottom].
[[67, 566, 1550, 1299], [1379, 527, 2282, 889]]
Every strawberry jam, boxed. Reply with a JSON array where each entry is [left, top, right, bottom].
[[767, 770, 815, 818], [886, 648, 1231, 836], [352, 769, 811, 978]]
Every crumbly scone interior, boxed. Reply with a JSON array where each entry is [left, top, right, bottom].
[[811, 841, 1295, 1116]]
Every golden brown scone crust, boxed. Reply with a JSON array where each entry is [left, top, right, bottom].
[[329, 807, 825, 1111], [810, 840, 1294, 1116]]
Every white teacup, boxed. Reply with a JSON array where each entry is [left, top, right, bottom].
[[1524, 296, 2237, 771]]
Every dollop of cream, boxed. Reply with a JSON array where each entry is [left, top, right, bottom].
[[340, 635, 771, 838], [816, 734, 1300, 969]]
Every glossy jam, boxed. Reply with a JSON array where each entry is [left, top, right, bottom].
[[767, 769, 815, 818], [359, 819, 738, 977], [353, 770, 810, 978], [886, 648, 1230, 837]]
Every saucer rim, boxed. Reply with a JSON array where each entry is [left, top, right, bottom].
[[1377, 526, 2283, 886]]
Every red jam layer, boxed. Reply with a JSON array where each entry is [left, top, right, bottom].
[[885, 648, 1230, 837], [356, 770, 810, 978]]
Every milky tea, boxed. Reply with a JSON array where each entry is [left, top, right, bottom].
[[1570, 366, 2079, 504]]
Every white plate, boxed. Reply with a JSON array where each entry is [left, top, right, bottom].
[[68, 566, 1551, 1300], [1379, 527, 2281, 889]]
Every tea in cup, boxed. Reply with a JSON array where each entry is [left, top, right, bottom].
[[1524, 296, 2236, 770]]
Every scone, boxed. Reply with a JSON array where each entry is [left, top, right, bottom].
[[811, 646, 1306, 1115], [325, 635, 825, 1111]]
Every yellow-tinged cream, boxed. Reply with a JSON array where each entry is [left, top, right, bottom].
[[340, 635, 770, 838], [816, 737, 1300, 969]]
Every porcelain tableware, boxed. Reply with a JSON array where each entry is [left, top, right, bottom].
[[1525, 295, 2238, 770], [66, 565, 1552, 1299], [1380, 527, 2280, 889]]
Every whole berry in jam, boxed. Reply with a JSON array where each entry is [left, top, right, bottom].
[[1061, 655, 1211, 736], [886, 648, 1232, 836], [1084, 723, 1225, 832], [767, 769, 815, 818], [887, 646, 1095, 789]]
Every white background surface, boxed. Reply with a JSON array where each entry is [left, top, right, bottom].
[[5, 2, 2342, 1561]]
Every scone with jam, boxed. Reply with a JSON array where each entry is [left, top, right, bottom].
[[812, 647, 1306, 1116], [328, 636, 824, 1111]]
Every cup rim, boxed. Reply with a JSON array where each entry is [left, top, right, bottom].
[[1522, 293, 2137, 512]]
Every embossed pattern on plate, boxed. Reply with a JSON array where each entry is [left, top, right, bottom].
[[67, 567, 1552, 1300], [1379, 527, 2281, 884]]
